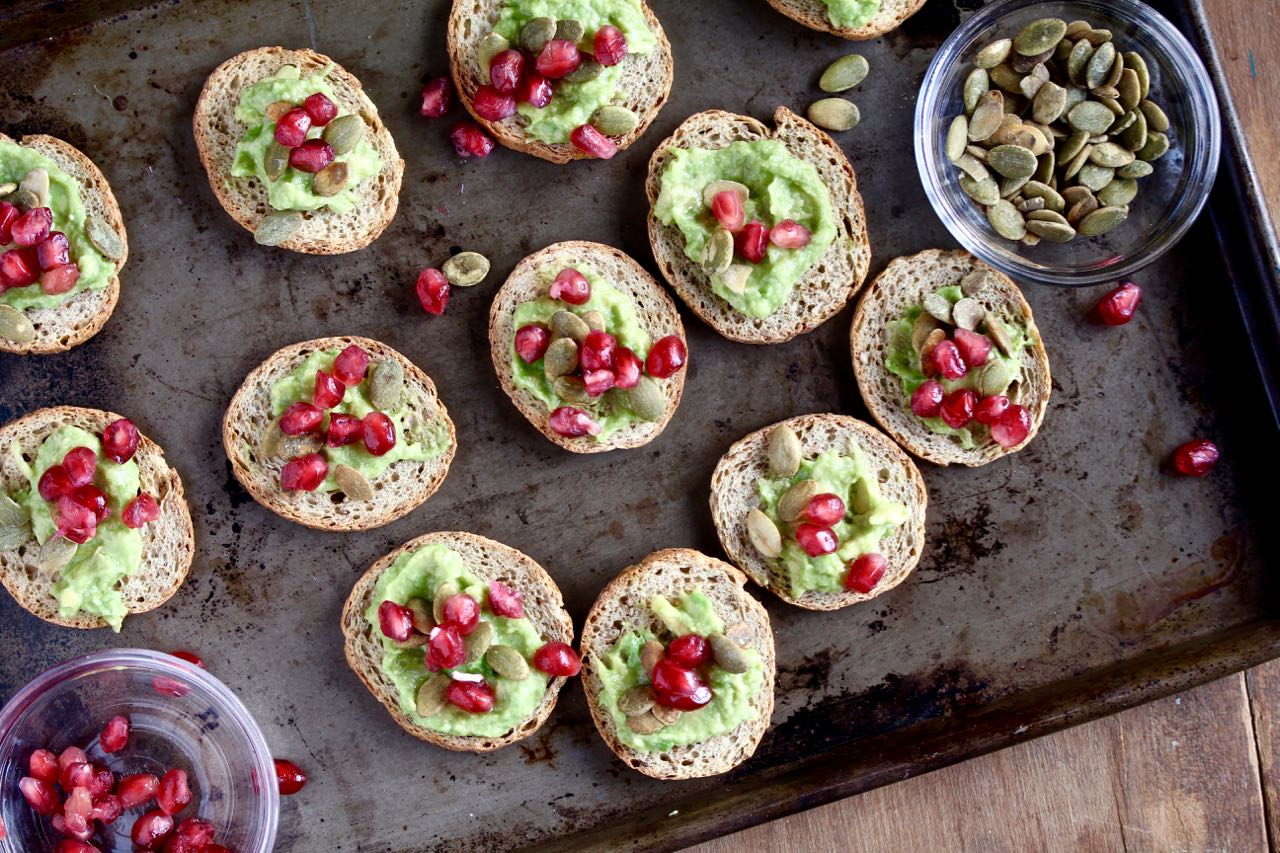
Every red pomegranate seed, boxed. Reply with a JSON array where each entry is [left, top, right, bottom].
[[273, 108, 311, 147], [303, 92, 338, 126], [0, 247, 39, 287], [911, 380, 945, 418], [613, 347, 642, 389], [929, 339, 968, 381], [378, 600, 415, 641], [569, 124, 617, 159], [804, 493, 846, 526], [57, 496, 98, 534], [117, 773, 160, 809], [796, 522, 838, 557], [536, 39, 581, 78], [30, 749, 59, 783], [1095, 281, 1142, 325], [645, 335, 687, 378], [280, 453, 328, 491], [548, 406, 601, 437], [580, 329, 617, 370], [651, 659, 710, 708], [769, 219, 812, 249], [416, 268, 451, 314], [274, 758, 308, 795], [100, 714, 130, 753], [991, 404, 1032, 449], [313, 369, 346, 409], [41, 263, 80, 295], [489, 49, 525, 94], [515, 323, 552, 363], [52, 814, 92, 843], [666, 634, 710, 668], [735, 220, 769, 263], [425, 623, 466, 671], [56, 840, 100, 853], [61, 761, 94, 791], [156, 768, 191, 816], [102, 418, 141, 463], [64, 785, 93, 833], [450, 121, 495, 158], [487, 580, 525, 618], [39, 465, 74, 500], [1172, 439, 1219, 476], [362, 411, 396, 456], [594, 24, 627, 66], [940, 389, 977, 429], [60, 525, 96, 545], [974, 394, 1010, 425], [91, 792, 122, 824], [204, 847, 232, 853], [952, 328, 991, 367], [532, 642, 581, 676], [473, 84, 518, 122], [72, 485, 110, 523], [173, 817, 216, 847], [657, 684, 713, 710], [150, 675, 188, 697], [516, 71, 553, 107], [88, 768, 114, 798], [845, 553, 887, 593], [131, 809, 174, 848], [419, 76, 453, 118], [711, 190, 745, 232], [288, 139, 335, 173], [169, 650, 204, 668], [550, 267, 591, 304], [326, 413, 363, 447], [63, 446, 97, 487], [0, 201, 16, 243], [443, 594, 481, 635], [279, 402, 323, 435], [446, 679, 496, 713], [19, 776, 60, 815], [36, 232, 71, 269], [583, 368, 616, 396], [58, 746, 88, 769], [334, 344, 370, 386], [11, 207, 53, 247]]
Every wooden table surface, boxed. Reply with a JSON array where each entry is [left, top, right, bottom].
[[691, 1, 1280, 849]]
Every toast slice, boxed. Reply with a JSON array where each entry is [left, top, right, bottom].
[[447, 0, 673, 163], [765, 0, 927, 40], [645, 107, 871, 344], [850, 249, 1052, 466], [0, 134, 127, 355], [222, 336, 456, 531], [580, 548, 775, 779], [710, 413, 927, 610], [341, 531, 575, 751], [489, 240, 686, 453], [0, 406, 193, 629], [192, 47, 403, 254]]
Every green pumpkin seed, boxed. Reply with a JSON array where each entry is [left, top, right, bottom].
[[416, 674, 449, 717], [963, 68, 990, 114], [1067, 100, 1113, 134], [543, 337, 579, 380], [1098, 95, 1124, 116], [1077, 163, 1115, 192], [960, 270, 997, 296], [965, 144, 989, 162], [550, 309, 590, 343], [407, 597, 434, 634], [767, 425, 803, 477], [640, 639, 664, 677], [987, 199, 1026, 240], [265, 101, 293, 122], [318, 115, 361, 157], [975, 38, 1012, 69], [443, 251, 490, 287], [1083, 28, 1113, 46], [518, 18, 555, 54], [945, 116, 969, 163], [312, 161, 348, 196], [5, 188, 38, 211], [553, 375, 591, 404], [264, 141, 291, 182], [625, 377, 665, 422], [952, 297, 986, 331], [1031, 81, 1067, 125], [988, 145, 1038, 180], [999, 173, 1030, 199], [954, 154, 989, 183], [1066, 194, 1100, 225], [960, 174, 1000, 206], [485, 644, 530, 680], [652, 704, 682, 726], [432, 581, 458, 624], [708, 633, 751, 673], [1077, 204, 1129, 237], [591, 104, 639, 137], [370, 358, 405, 411], [465, 620, 494, 661], [1025, 219, 1076, 243], [1010, 46, 1051, 74], [1018, 72, 1046, 99], [581, 310, 605, 331], [702, 180, 749, 208], [1053, 130, 1087, 164], [820, 53, 870, 92], [778, 479, 820, 523], [1098, 178, 1138, 206], [977, 357, 1018, 396], [922, 291, 953, 324], [1013, 18, 1066, 57], [393, 633, 428, 649], [254, 211, 302, 246], [1139, 99, 1169, 134], [619, 685, 655, 716], [1117, 160, 1154, 179], [0, 500, 31, 549], [701, 228, 733, 275], [279, 432, 323, 459], [1067, 40, 1094, 86], [1117, 109, 1148, 152], [20, 168, 49, 206], [989, 62, 1024, 94], [564, 57, 602, 83], [716, 263, 752, 295], [1026, 209, 1069, 225], [1116, 68, 1141, 112], [334, 464, 373, 500], [1090, 142, 1134, 168], [1022, 180, 1065, 212], [0, 304, 35, 345], [0, 493, 27, 528], [84, 215, 124, 261], [627, 711, 664, 734], [1109, 110, 1137, 136], [746, 508, 782, 559], [921, 328, 946, 358], [985, 314, 1016, 357], [1065, 20, 1092, 39], [0, 183, 14, 197], [807, 98, 859, 131], [1126, 51, 1151, 99], [912, 311, 941, 352], [39, 536, 77, 571], [967, 91, 1004, 140], [1063, 143, 1092, 181], [1033, 150, 1056, 184]]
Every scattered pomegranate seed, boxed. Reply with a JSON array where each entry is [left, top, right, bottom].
[[36, 231, 71, 269], [769, 219, 812, 249], [443, 594, 481, 635], [488, 580, 525, 618], [416, 268, 451, 314], [489, 49, 525, 94], [378, 600, 415, 642], [334, 344, 370, 385], [613, 347, 642, 389], [845, 553, 887, 593], [19, 776, 60, 815], [536, 39, 582, 78], [150, 675, 188, 698], [569, 123, 617, 158], [313, 369, 346, 409], [60, 524, 96, 545], [583, 368, 616, 396], [532, 641, 581, 676], [102, 418, 141, 463], [548, 406, 601, 437], [1172, 439, 1219, 476], [0, 201, 16, 243], [450, 121, 495, 158], [56, 496, 98, 536], [63, 446, 97, 487], [362, 411, 396, 456], [172, 817, 217, 848], [446, 679, 496, 713], [940, 389, 977, 429], [100, 714, 130, 753], [804, 493, 846, 526], [303, 92, 338, 126], [594, 24, 628, 66], [931, 340, 969, 381], [473, 84, 518, 122], [280, 402, 323, 435], [910, 380, 945, 418], [666, 634, 710, 668], [326, 413, 363, 447], [1095, 281, 1142, 325], [30, 748, 59, 783], [117, 773, 160, 809], [735, 220, 768, 263], [974, 394, 1010, 425], [580, 329, 617, 370], [41, 263, 80, 295], [515, 323, 552, 363], [425, 623, 466, 671], [63, 784, 93, 834], [72, 484, 110, 523], [61, 761, 95, 791], [952, 328, 991, 367], [168, 650, 205, 668], [796, 522, 838, 557], [280, 453, 328, 491], [274, 759, 308, 795], [273, 108, 311, 147], [58, 746, 88, 770], [550, 267, 591, 304], [651, 659, 711, 709], [645, 335, 687, 378], [11, 206, 53, 247], [39, 465, 75, 500], [517, 71, 553, 107], [91, 792, 123, 824], [419, 76, 454, 118], [132, 809, 174, 848], [56, 839, 99, 853], [88, 767, 114, 798], [52, 817, 93, 845], [711, 190, 745, 232], [0, 247, 39, 287], [156, 768, 191, 816], [991, 404, 1032, 448], [288, 139, 336, 173]]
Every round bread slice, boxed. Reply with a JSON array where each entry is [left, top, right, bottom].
[[580, 548, 775, 780], [222, 336, 457, 531], [765, 0, 927, 40], [645, 107, 871, 344], [192, 46, 404, 254], [448, 1, 673, 163], [0, 406, 194, 629], [341, 531, 575, 751], [851, 249, 1052, 467], [709, 413, 926, 610], [0, 134, 127, 355], [489, 240, 686, 453]]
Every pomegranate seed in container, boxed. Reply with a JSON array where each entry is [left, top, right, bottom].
[[536, 39, 582, 78], [594, 25, 628, 66], [36, 231, 71, 269], [666, 634, 710, 668], [442, 594, 481, 635], [362, 412, 397, 456], [168, 650, 205, 668], [952, 328, 991, 367], [991, 404, 1032, 448], [326, 413, 363, 447], [803, 494, 845, 526], [102, 418, 140, 463], [156, 768, 191, 815], [1172, 439, 1219, 476], [550, 267, 591, 304], [769, 219, 811, 249], [711, 190, 745, 232], [63, 785, 92, 833], [274, 758, 308, 795], [11, 206, 52, 247], [63, 446, 97, 487], [516, 71, 553, 108], [378, 600, 415, 641], [19, 776, 60, 814], [450, 121, 495, 158], [273, 108, 311, 147], [173, 817, 216, 847], [532, 642, 581, 676], [472, 85, 517, 121], [645, 336, 686, 378], [548, 407, 600, 437], [90, 792, 122, 823], [489, 49, 525, 94], [446, 679, 496, 713], [302, 92, 338, 126], [280, 453, 328, 491], [845, 553, 887, 593], [131, 809, 174, 848], [940, 389, 977, 429], [1095, 281, 1142, 325], [416, 268, 451, 314], [58, 746, 87, 770], [735, 220, 768, 263], [60, 761, 94, 791], [911, 380, 945, 418], [280, 402, 323, 435], [514, 323, 552, 363], [570, 123, 617, 159], [116, 773, 160, 809], [56, 840, 99, 853], [333, 344, 370, 385], [488, 581, 524, 618], [795, 523, 838, 557], [288, 139, 335, 174], [88, 767, 114, 798], [313, 369, 346, 409], [100, 714, 130, 753], [29, 748, 59, 783]]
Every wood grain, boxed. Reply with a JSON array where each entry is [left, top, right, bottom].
[[1247, 659, 1280, 846]]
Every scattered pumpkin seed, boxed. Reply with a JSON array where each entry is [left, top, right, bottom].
[[407, 597, 434, 634], [265, 101, 293, 122], [700, 228, 734, 275], [263, 141, 291, 182], [334, 464, 373, 500], [952, 297, 986, 331], [746, 508, 782, 559], [416, 674, 449, 717], [922, 291, 953, 324], [709, 633, 751, 673], [322, 114, 364, 155], [555, 18, 584, 44], [393, 633, 428, 649], [625, 377, 665, 422], [724, 622, 753, 647], [465, 620, 495, 661], [0, 183, 14, 197], [921, 328, 946, 356], [911, 310, 941, 351], [550, 309, 590, 344], [619, 686, 655, 716], [627, 712, 664, 734], [564, 57, 602, 84], [84, 215, 124, 261], [0, 305, 35, 345], [807, 98, 859, 132], [581, 310, 606, 331], [975, 38, 1013, 69], [1077, 204, 1129, 237], [433, 582, 458, 624], [312, 161, 349, 196], [553, 375, 591, 404], [778, 479, 820, 522], [5, 188, 38, 211], [960, 270, 995, 296], [39, 535, 77, 571], [652, 704, 682, 726], [442, 251, 490, 287], [279, 432, 323, 459], [0, 493, 27, 528], [820, 53, 869, 92], [253, 211, 302, 246], [0, 499, 31, 550], [767, 425, 803, 477], [591, 104, 639, 137], [19, 168, 49, 206], [945, 116, 969, 163], [485, 644, 530, 680], [370, 358, 405, 411], [640, 640, 664, 677], [987, 199, 1026, 240], [963, 68, 990, 114], [985, 314, 1016, 357], [716, 263, 752, 295], [977, 357, 1018, 396], [518, 18, 555, 54]]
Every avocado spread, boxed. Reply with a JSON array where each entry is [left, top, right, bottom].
[[0, 141, 113, 313], [885, 285, 1031, 448], [492, 0, 657, 144], [654, 140, 838, 318], [231, 65, 382, 214], [824, 0, 881, 29], [268, 349, 448, 491], [758, 446, 910, 597], [365, 543, 549, 738], [592, 591, 764, 752], [6, 426, 143, 631]]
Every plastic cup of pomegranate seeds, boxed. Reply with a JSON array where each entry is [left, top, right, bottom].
[[0, 649, 278, 852]]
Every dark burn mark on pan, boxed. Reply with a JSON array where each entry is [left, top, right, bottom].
[[915, 502, 1003, 581], [222, 459, 252, 509], [776, 649, 833, 692]]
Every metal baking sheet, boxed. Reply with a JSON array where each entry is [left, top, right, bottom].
[[2, 1, 1278, 850]]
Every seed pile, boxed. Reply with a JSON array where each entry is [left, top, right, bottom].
[[807, 53, 868, 132], [619, 624, 754, 734]]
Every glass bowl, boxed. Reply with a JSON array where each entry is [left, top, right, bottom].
[[914, 0, 1221, 286], [0, 649, 278, 853]]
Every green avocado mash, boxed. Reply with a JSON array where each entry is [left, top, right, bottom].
[[885, 285, 1031, 449], [231, 65, 382, 214], [492, 0, 657, 144], [6, 426, 143, 631], [654, 140, 838, 318], [510, 267, 650, 441], [823, 0, 881, 29], [268, 349, 447, 492], [591, 591, 764, 753], [758, 446, 910, 597], [0, 142, 113, 312], [365, 543, 550, 738]]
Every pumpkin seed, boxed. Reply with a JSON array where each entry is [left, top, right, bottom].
[[963, 68, 990, 114], [1026, 208, 1068, 224], [485, 644, 530, 680], [989, 62, 1024, 94], [84, 215, 124, 261], [443, 251, 489, 287], [263, 141, 291, 182], [922, 328, 946, 357], [1104, 49, 1125, 89], [922, 291, 953, 324], [945, 116, 969, 163], [820, 53, 870, 92], [407, 597, 434, 634], [1090, 142, 1134, 168], [1139, 99, 1169, 134], [1085, 42, 1116, 89], [0, 498, 31, 549], [279, 432, 323, 459], [1014, 18, 1066, 57], [19, 168, 49, 206], [1098, 95, 1124, 117], [1065, 20, 1092, 39], [640, 640, 664, 677], [542, 338, 578, 381], [1126, 51, 1151, 99], [322, 114, 364, 155], [465, 620, 494, 661], [265, 101, 293, 122], [626, 377, 665, 422], [1067, 100, 1113, 134], [960, 270, 995, 296], [1117, 68, 1141, 112], [591, 104, 638, 137], [1077, 205, 1129, 237], [416, 674, 449, 717], [911, 310, 941, 351], [987, 200, 1026, 240], [960, 174, 1000, 206], [700, 228, 734, 275], [619, 685, 655, 716], [1109, 110, 1138, 136], [965, 144, 989, 162], [702, 180, 749, 208], [1117, 109, 1148, 152], [985, 314, 1016, 357], [1077, 163, 1115, 192], [1062, 185, 1094, 205], [723, 622, 753, 647], [952, 297, 986, 331], [394, 633, 428, 649], [334, 464, 373, 500], [1092, 84, 1119, 101], [1022, 180, 1065, 212], [1066, 194, 1100, 225], [433, 582, 458, 624], [1018, 72, 1045, 99], [253, 211, 302, 246], [1067, 40, 1094, 85], [0, 493, 27, 528], [1082, 28, 1113, 46], [551, 309, 590, 344], [1025, 219, 1076, 243], [988, 145, 1038, 180], [370, 358, 405, 411], [767, 425, 802, 477], [0, 304, 35, 345], [312, 161, 348, 196], [39, 536, 77, 571], [553, 375, 591, 404], [1031, 81, 1067, 125], [0, 183, 14, 197], [975, 38, 1012, 69], [1117, 160, 1154, 179], [581, 310, 605, 331], [807, 98, 859, 132], [778, 479, 820, 522], [977, 357, 1018, 396], [518, 18, 555, 54], [746, 508, 782, 559], [968, 92, 1003, 140], [708, 633, 751, 673], [652, 704, 682, 726], [954, 154, 990, 183], [565, 57, 602, 84], [1098, 178, 1138, 207], [716, 263, 752, 295], [627, 712, 664, 734], [5, 188, 38, 211]]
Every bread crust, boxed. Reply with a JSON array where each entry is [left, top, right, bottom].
[[765, 0, 928, 40]]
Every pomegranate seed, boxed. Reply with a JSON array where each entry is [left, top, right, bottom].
[[580, 329, 617, 370], [59, 746, 88, 769], [102, 418, 140, 463], [536, 39, 581, 78], [169, 650, 204, 668], [313, 369, 346, 409], [279, 402, 323, 435], [645, 335, 687, 378], [11, 206, 52, 246], [569, 124, 617, 159], [515, 323, 552, 363], [63, 446, 97, 487], [795, 522, 838, 557], [711, 190, 745, 232], [36, 231, 71, 269], [60, 525, 96, 545], [550, 267, 591, 304], [274, 758, 308, 795], [442, 593, 481, 635], [416, 268, 450, 314], [56, 840, 99, 853], [362, 411, 396, 456], [72, 485, 110, 523], [548, 406, 601, 437], [975, 394, 1010, 425], [845, 553, 887, 593], [334, 344, 370, 386], [419, 77, 453, 118], [57, 495, 98, 533], [117, 773, 160, 808], [19, 776, 60, 815], [425, 623, 466, 671], [594, 24, 627, 66], [39, 464, 75, 500], [489, 49, 525, 94], [156, 768, 191, 815], [488, 580, 524, 618], [30, 748, 59, 783], [273, 108, 311, 147], [1095, 281, 1142, 325], [0, 201, 16, 243], [583, 368, 616, 396], [64, 785, 93, 833], [991, 404, 1032, 449], [735, 220, 768, 263], [0, 247, 39, 287], [150, 676, 188, 697], [41, 263, 80, 295], [613, 347, 642, 389], [52, 816, 93, 844], [173, 817, 216, 847], [378, 600, 415, 641], [1172, 439, 1220, 476], [326, 413, 363, 447], [658, 684, 714, 710], [804, 493, 846, 526], [769, 219, 812, 249], [953, 328, 991, 368], [91, 793, 122, 823], [651, 659, 711, 708], [450, 121, 495, 158], [132, 809, 174, 848], [940, 389, 977, 429], [61, 761, 95, 791], [88, 768, 114, 798], [910, 380, 945, 418], [532, 641, 581, 676], [516, 71, 553, 107], [288, 139, 335, 173], [446, 679, 496, 713], [666, 634, 710, 668], [303, 92, 338, 126], [205, 847, 233, 853], [929, 339, 968, 381], [473, 85, 517, 122], [100, 714, 130, 752], [280, 453, 328, 491]]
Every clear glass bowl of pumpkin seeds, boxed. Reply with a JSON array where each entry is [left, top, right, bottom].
[[915, 0, 1220, 287]]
